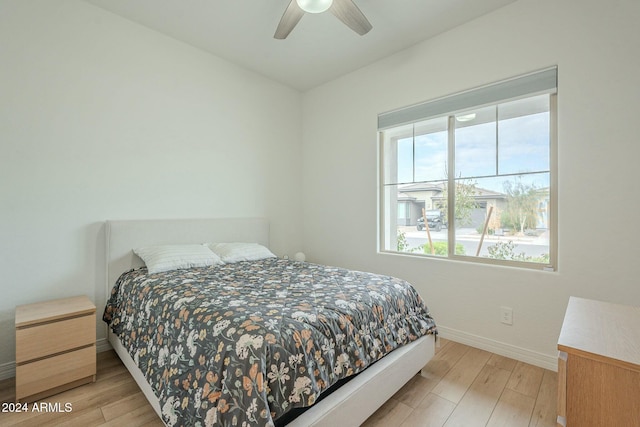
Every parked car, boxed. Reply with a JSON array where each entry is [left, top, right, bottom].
[[416, 210, 446, 232]]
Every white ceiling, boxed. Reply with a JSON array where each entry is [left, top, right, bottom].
[[84, 0, 517, 91]]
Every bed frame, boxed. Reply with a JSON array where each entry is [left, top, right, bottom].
[[105, 218, 435, 426]]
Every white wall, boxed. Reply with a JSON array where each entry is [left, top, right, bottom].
[[0, 0, 303, 371], [302, 0, 640, 368]]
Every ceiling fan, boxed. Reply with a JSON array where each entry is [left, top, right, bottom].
[[274, 0, 372, 39]]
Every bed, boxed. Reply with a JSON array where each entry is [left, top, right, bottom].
[[104, 218, 436, 426]]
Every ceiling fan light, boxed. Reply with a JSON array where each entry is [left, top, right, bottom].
[[296, 0, 333, 14]]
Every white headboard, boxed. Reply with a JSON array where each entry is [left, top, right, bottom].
[[105, 218, 270, 293]]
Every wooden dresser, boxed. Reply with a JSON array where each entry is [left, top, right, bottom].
[[557, 296, 640, 427], [15, 295, 96, 402]]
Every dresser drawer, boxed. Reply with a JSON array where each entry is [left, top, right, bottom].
[[16, 314, 95, 363], [16, 345, 96, 401]]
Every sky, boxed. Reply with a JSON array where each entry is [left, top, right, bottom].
[[394, 111, 550, 194]]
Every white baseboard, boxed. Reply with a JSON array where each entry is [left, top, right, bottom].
[[437, 326, 558, 372], [0, 338, 114, 381], [96, 337, 112, 353]]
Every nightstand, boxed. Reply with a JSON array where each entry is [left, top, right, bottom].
[[15, 295, 97, 402], [557, 297, 640, 426]]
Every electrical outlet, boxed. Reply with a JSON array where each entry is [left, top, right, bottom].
[[500, 306, 513, 325]]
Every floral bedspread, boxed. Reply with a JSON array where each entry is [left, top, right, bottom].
[[103, 258, 436, 427]]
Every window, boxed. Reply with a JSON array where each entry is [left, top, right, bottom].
[[379, 68, 557, 270]]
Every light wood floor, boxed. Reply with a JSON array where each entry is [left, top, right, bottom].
[[0, 338, 556, 426], [362, 338, 557, 427]]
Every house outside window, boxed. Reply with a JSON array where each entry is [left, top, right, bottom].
[[379, 68, 557, 270]]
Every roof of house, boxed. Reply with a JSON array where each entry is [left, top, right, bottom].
[[399, 182, 507, 200]]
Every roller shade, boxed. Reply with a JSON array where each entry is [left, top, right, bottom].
[[378, 67, 557, 130]]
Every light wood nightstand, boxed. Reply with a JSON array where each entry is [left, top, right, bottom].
[[15, 295, 97, 402], [557, 296, 640, 427]]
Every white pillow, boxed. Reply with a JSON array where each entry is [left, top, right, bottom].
[[208, 242, 276, 263], [133, 244, 223, 274]]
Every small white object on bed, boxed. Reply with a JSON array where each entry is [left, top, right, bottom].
[[105, 218, 435, 426]]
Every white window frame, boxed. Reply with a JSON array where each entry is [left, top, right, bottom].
[[378, 68, 558, 271]]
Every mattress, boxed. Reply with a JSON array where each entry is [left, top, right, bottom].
[[103, 258, 436, 427]]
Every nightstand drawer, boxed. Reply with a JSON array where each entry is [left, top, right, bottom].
[[16, 345, 96, 401], [16, 314, 95, 363]]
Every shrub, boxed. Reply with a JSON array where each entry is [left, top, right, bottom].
[[419, 242, 465, 256], [397, 230, 409, 252], [487, 240, 549, 263]]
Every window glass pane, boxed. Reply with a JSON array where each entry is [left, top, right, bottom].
[[498, 96, 550, 175], [414, 117, 448, 182], [453, 174, 550, 264], [397, 137, 414, 183], [395, 180, 447, 256], [455, 106, 497, 179]]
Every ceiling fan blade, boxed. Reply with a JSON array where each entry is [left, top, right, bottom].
[[274, 0, 305, 39], [329, 0, 372, 36]]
